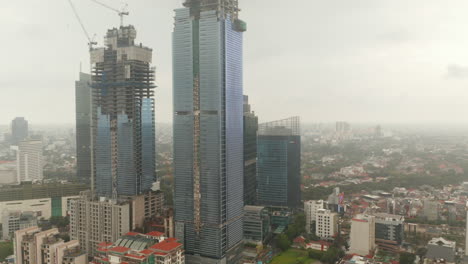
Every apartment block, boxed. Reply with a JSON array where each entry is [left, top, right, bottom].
[[304, 200, 325, 234], [315, 209, 338, 239]]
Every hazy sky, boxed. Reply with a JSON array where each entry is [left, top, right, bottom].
[[3, 0, 468, 125]]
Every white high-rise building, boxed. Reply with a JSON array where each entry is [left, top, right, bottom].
[[315, 209, 338, 239], [305, 200, 325, 233], [349, 214, 376, 256], [12, 140, 43, 182]]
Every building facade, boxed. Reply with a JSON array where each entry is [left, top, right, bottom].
[[75, 72, 92, 183], [13, 140, 43, 182], [2, 211, 38, 240], [243, 205, 270, 245], [173, 0, 246, 262], [11, 117, 28, 146], [374, 213, 404, 252], [14, 227, 85, 264], [349, 214, 376, 256], [90, 25, 156, 198], [69, 192, 131, 256], [243, 95, 258, 206], [257, 117, 301, 208], [304, 200, 325, 234], [315, 209, 338, 239], [426, 237, 456, 263]]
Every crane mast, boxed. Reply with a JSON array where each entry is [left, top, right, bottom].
[[90, 0, 129, 27]]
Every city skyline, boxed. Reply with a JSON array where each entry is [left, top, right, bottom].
[[7, 0, 468, 124]]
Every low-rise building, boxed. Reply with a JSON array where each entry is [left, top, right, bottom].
[[92, 232, 184, 264], [243, 206, 270, 245], [426, 237, 456, 263]]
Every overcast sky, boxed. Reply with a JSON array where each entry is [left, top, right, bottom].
[[3, 0, 468, 125]]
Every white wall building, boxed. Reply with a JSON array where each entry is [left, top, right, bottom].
[[349, 214, 375, 256], [315, 209, 338, 239], [12, 140, 43, 182], [304, 200, 325, 234]]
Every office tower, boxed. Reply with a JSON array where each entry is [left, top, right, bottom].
[[243, 205, 270, 245], [304, 200, 325, 234], [423, 200, 439, 221], [349, 214, 375, 256], [12, 140, 43, 182], [374, 213, 404, 253], [315, 209, 338, 239], [243, 95, 258, 206], [75, 73, 92, 183], [257, 117, 301, 208], [11, 117, 28, 145], [173, 0, 246, 262], [90, 25, 156, 198], [335, 121, 350, 133]]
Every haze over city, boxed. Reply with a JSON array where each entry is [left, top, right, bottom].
[[4, 0, 468, 124]]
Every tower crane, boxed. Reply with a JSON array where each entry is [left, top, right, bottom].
[[90, 0, 129, 27], [67, 0, 97, 50]]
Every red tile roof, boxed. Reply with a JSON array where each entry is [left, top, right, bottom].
[[125, 232, 140, 236], [151, 241, 182, 252], [146, 231, 164, 237]]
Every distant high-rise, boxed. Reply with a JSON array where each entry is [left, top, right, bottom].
[[243, 95, 258, 206], [257, 117, 301, 208], [12, 140, 43, 182], [173, 0, 246, 262], [75, 73, 92, 183], [11, 117, 28, 145], [90, 25, 156, 198]]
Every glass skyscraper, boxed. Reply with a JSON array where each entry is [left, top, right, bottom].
[[90, 25, 156, 199], [75, 73, 92, 183], [243, 95, 258, 206], [257, 117, 301, 208], [11, 117, 28, 146], [173, 1, 246, 263]]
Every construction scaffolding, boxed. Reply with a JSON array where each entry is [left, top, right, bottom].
[[184, 0, 240, 19]]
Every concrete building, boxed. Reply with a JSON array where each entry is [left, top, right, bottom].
[[0, 195, 79, 225], [69, 192, 131, 256], [75, 72, 92, 184], [11, 117, 28, 146], [426, 237, 456, 263], [14, 227, 85, 264], [0, 161, 17, 185], [257, 117, 301, 208], [173, 0, 246, 262], [243, 206, 270, 245], [92, 232, 184, 264], [2, 211, 38, 240], [315, 209, 338, 239], [12, 140, 43, 182], [374, 213, 404, 252], [90, 24, 156, 198], [349, 214, 375, 256], [69, 190, 163, 256], [145, 208, 175, 239], [304, 200, 325, 234], [423, 200, 439, 221]]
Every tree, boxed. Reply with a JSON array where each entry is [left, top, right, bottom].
[[49, 216, 69, 228], [321, 247, 344, 264], [308, 249, 325, 260], [416, 248, 427, 264], [277, 234, 291, 251], [400, 253, 416, 264]]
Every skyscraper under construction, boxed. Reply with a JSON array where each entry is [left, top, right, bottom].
[[90, 25, 156, 199], [173, 0, 246, 263]]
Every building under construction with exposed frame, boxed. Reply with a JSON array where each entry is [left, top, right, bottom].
[[173, 0, 246, 263], [90, 25, 156, 199]]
